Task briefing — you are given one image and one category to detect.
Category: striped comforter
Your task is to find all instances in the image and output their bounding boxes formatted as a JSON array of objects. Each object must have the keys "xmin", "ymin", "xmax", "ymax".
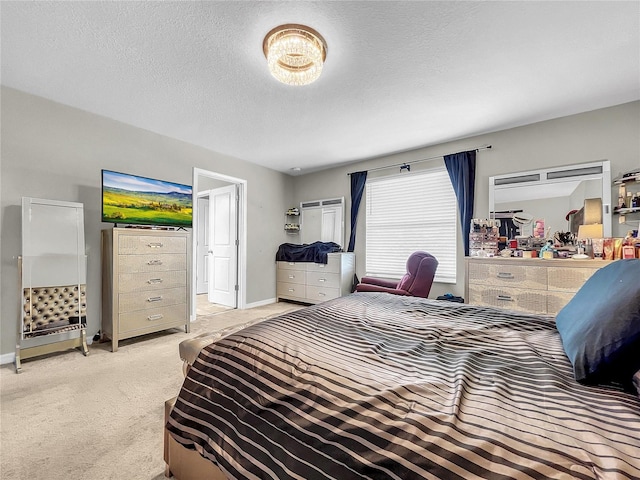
[{"xmin": 167, "ymin": 293, "xmax": 640, "ymax": 479}]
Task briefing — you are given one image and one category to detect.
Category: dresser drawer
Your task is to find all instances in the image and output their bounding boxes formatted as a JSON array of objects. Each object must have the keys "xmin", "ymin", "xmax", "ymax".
[
  {"xmin": 118, "ymin": 287, "xmax": 187, "ymax": 313},
  {"xmin": 276, "ymin": 268, "xmax": 306, "ymax": 285},
  {"xmin": 118, "ymin": 235, "xmax": 187, "ymax": 255},
  {"xmin": 468, "ymin": 262, "xmax": 547, "ymax": 290},
  {"xmin": 469, "ymin": 284, "xmax": 548, "ymax": 314},
  {"xmin": 119, "ymin": 304, "xmax": 187, "ymax": 334},
  {"xmin": 547, "ymin": 267, "xmax": 599, "ymax": 293},
  {"xmin": 118, "ymin": 270, "xmax": 187, "ymax": 293},
  {"xmin": 306, "ymin": 271, "xmax": 340, "ymax": 288},
  {"xmin": 278, "ymin": 261, "xmax": 304, "ymax": 271},
  {"xmin": 306, "ymin": 256, "xmax": 341, "ymax": 274},
  {"xmin": 306, "ymin": 285, "xmax": 340, "ymax": 302},
  {"xmin": 547, "ymin": 291, "xmax": 575, "ymax": 316},
  {"xmin": 118, "ymin": 254, "xmax": 187, "ymax": 273},
  {"xmin": 277, "ymin": 282, "xmax": 306, "ymax": 300}
]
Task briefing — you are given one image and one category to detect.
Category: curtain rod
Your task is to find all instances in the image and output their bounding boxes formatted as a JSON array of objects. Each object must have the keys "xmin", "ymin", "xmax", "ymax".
[{"xmin": 346, "ymin": 145, "xmax": 492, "ymax": 176}]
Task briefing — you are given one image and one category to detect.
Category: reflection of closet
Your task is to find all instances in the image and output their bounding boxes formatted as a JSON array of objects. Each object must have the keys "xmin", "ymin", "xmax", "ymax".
[
  {"xmin": 300, "ymin": 198, "xmax": 345, "ymax": 246},
  {"xmin": 17, "ymin": 197, "xmax": 89, "ymax": 373}
]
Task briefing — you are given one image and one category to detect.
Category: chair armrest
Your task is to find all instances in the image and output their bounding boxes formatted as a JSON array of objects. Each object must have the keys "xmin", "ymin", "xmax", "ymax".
[
  {"xmin": 359, "ymin": 276, "xmax": 399, "ymax": 289},
  {"xmin": 355, "ymin": 284, "xmax": 410, "ymax": 296}
]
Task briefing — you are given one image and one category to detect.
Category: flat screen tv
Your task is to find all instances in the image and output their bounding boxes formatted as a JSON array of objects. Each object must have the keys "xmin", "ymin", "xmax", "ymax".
[{"xmin": 101, "ymin": 169, "xmax": 192, "ymax": 227}]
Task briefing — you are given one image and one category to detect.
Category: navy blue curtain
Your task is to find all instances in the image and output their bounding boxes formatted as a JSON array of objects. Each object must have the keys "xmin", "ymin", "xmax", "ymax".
[
  {"xmin": 444, "ymin": 150, "xmax": 476, "ymax": 256},
  {"xmin": 347, "ymin": 171, "xmax": 367, "ymax": 252}
]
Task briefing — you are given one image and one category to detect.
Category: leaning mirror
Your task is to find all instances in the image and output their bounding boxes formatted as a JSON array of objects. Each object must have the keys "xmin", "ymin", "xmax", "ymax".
[{"xmin": 489, "ymin": 160, "xmax": 612, "ymax": 239}]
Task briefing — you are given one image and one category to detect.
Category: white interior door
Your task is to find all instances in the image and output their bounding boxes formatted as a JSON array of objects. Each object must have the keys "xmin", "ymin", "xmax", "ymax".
[
  {"xmin": 207, "ymin": 184, "xmax": 238, "ymax": 307},
  {"xmin": 196, "ymin": 195, "xmax": 210, "ymax": 294}
]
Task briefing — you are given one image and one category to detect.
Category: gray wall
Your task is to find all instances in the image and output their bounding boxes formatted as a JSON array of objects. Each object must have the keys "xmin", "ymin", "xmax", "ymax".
[
  {"xmin": 2, "ymin": 87, "xmax": 637, "ymax": 359},
  {"xmin": 0, "ymin": 87, "xmax": 293, "ymax": 358},
  {"xmin": 292, "ymin": 101, "xmax": 640, "ymax": 299}
]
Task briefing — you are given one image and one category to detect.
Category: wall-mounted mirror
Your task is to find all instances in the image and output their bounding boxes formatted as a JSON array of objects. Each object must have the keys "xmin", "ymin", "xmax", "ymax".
[
  {"xmin": 489, "ymin": 160, "xmax": 611, "ymax": 238},
  {"xmin": 300, "ymin": 197, "xmax": 345, "ymax": 247}
]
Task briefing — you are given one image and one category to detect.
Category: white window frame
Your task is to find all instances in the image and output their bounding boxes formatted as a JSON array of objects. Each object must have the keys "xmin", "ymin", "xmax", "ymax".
[{"xmin": 365, "ymin": 166, "xmax": 457, "ymax": 284}]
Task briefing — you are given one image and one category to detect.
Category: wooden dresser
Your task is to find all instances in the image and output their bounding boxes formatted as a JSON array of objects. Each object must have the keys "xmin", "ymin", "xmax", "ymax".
[
  {"xmin": 101, "ymin": 228, "xmax": 191, "ymax": 351},
  {"xmin": 465, "ymin": 257, "xmax": 610, "ymax": 315},
  {"xmin": 277, "ymin": 253, "xmax": 355, "ymax": 304}
]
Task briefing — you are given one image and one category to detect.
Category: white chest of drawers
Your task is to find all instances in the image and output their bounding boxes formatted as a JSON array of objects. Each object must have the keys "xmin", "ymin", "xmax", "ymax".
[
  {"xmin": 465, "ymin": 257, "xmax": 610, "ymax": 315},
  {"xmin": 101, "ymin": 228, "xmax": 191, "ymax": 351},
  {"xmin": 277, "ymin": 253, "xmax": 355, "ymax": 304}
]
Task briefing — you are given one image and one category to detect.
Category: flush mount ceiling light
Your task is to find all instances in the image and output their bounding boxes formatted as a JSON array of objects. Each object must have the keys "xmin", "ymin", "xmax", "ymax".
[{"xmin": 263, "ymin": 24, "xmax": 327, "ymax": 86}]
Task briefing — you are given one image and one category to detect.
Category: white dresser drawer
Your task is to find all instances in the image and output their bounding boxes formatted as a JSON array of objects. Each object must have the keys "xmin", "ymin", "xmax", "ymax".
[
  {"xmin": 547, "ymin": 291, "xmax": 576, "ymax": 316},
  {"xmin": 118, "ymin": 287, "xmax": 187, "ymax": 313},
  {"xmin": 118, "ymin": 235, "xmax": 187, "ymax": 255},
  {"xmin": 118, "ymin": 254, "xmax": 187, "ymax": 273},
  {"xmin": 277, "ymin": 282, "xmax": 307, "ymax": 300},
  {"xmin": 547, "ymin": 267, "xmax": 599, "ymax": 293},
  {"xmin": 278, "ymin": 261, "xmax": 304, "ymax": 271},
  {"xmin": 306, "ymin": 271, "xmax": 340, "ymax": 288},
  {"xmin": 118, "ymin": 270, "xmax": 187, "ymax": 293},
  {"xmin": 276, "ymin": 252, "xmax": 355, "ymax": 305},
  {"xmin": 276, "ymin": 268, "xmax": 306, "ymax": 285},
  {"xmin": 306, "ymin": 286, "xmax": 340, "ymax": 302},
  {"xmin": 469, "ymin": 284, "xmax": 548, "ymax": 314},
  {"xmin": 468, "ymin": 262, "xmax": 547, "ymax": 290},
  {"xmin": 465, "ymin": 257, "xmax": 611, "ymax": 315},
  {"xmin": 306, "ymin": 255, "xmax": 341, "ymax": 274},
  {"xmin": 119, "ymin": 304, "xmax": 187, "ymax": 334}
]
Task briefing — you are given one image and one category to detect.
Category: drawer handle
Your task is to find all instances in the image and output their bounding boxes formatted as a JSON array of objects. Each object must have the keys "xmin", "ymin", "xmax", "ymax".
[
  {"xmin": 147, "ymin": 314, "xmax": 164, "ymax": 321},
  {"xmin": 147, "ymin": 296, "xmax": 163, "ymax": 302},
  {"xmin": 148, "ymin": 242, "xmax": 164, "ymax": 248},
  {"xmin": 288, "ymin": 274, "xmax": 296, "ymax": 279},
  {"xmin": 496, "ymin": 295, "xmax": 514, "ymax": 301},
  {"xmin": 318, "ymin": 292, "xmax": 326, "ymax": 297},
  {"xmin": 318, "ymin": 278, "xmax": 326, "ymax": 282},
  {"xmin": 288, "ymin": 262, "xmax": 295, "ymax": 266},
  {"xmin": 147, "ymin": 259, "xmax": 163, "ymax": 266},
  {"xmin": 497, "ymin": 272, "xmax": 515, "ymax": 279},
  {"xmin": 147, "ymin": 278, "xmax": 163, "ymax": 284},
  {"xmin": 288, "ymin": 288, "xmax": 295, "ymax": 292}
]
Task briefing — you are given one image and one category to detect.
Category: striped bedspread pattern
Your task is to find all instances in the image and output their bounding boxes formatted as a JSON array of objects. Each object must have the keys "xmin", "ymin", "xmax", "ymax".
[{"xmin": 167, "ymin": 292, "xmax": 640, "ymax": 479}]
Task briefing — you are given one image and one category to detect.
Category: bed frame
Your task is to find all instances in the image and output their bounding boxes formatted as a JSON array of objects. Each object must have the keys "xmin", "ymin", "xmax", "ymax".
[{"xmin": 164, "ymin": 397, "xmax": 227, "ymax": 480}]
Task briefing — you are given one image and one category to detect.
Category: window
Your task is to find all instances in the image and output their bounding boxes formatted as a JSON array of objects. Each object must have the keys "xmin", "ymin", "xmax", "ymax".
[{"xmin": 365, "ymin": 167, "xmax": 457, "ymax": 283}]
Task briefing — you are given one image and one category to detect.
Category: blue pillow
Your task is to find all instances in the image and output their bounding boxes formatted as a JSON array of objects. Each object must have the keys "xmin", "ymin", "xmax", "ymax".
[{"xmin": 555, "ymin": 259, "xmax": 640, "ymax": 385}]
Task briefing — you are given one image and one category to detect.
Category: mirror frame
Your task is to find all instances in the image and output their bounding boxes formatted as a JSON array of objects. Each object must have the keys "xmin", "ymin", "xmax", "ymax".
[{"xmin": 489, "ymin": 160, "xmax": 612, "ymax": 237}]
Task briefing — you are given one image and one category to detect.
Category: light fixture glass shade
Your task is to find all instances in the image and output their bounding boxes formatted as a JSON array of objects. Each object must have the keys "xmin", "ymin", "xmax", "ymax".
[{"xmin": 263, "ymin": 24, "xmax": 327, "ymax": 86}]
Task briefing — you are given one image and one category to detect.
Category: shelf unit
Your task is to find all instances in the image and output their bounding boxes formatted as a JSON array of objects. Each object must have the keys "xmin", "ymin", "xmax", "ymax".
[
  {"xmin": 284, "ymin": 208, "xmax": 300, "ymax": 233},
  {"xmin": 613, "ymin": 169, "xmax": 640, "ymax": 221}
]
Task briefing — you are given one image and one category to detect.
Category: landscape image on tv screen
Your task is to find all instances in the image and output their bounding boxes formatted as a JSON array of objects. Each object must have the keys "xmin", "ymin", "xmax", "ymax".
[{"xmin": 102, "ymin": 170, "xmax": 192, "ymax": 227}]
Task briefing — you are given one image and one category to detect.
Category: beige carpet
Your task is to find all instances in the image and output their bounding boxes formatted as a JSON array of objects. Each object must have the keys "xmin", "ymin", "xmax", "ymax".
[{"xmin": 0, "ymin": 302, "xmax": 304, "ymax": 480}]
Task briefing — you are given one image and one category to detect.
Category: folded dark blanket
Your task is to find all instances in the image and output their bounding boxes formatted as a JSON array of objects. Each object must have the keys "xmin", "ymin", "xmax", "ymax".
[{"xmin": 276, "ymin": 241, "xmax": 342, "ymax": 264}]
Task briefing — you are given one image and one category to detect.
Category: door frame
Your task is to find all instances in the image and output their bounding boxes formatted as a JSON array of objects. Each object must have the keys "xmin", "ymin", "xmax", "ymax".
[{"xmin": 192, "ymin": 168, "xmax": 247, "ymax": 320}]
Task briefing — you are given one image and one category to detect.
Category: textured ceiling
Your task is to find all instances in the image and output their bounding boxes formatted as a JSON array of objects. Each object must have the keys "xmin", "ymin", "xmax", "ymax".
[{"xmin": 2, "ymin": 1, "xmax": 639, "ymax": 175}]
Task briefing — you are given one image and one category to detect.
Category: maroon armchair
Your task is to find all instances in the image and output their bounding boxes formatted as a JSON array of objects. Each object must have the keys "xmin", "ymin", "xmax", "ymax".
[{"xmin": 355, "ymin": 251, "xmax": 438, "ymax": 298}]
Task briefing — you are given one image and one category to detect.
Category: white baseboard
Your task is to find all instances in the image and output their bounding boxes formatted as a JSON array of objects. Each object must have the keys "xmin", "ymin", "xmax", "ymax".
[
  {"xmin": 0, "ymin": 352, "xmax": 16, "ymax": 365},
  {"xmin": 245, "ymin": 298, "xmax": 277, "ymax": 309}
]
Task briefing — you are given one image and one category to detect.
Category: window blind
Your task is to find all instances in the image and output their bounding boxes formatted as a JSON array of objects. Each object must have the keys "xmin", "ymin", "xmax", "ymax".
[{"xmin": 365, "ymin": 167, "xmax": 457, "ymax": 283}]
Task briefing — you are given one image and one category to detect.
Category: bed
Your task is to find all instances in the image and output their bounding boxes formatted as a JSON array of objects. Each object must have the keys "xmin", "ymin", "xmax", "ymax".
[{"xmin": 165, "ymin": 263, "xmax": 640, "ymax": 479}]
